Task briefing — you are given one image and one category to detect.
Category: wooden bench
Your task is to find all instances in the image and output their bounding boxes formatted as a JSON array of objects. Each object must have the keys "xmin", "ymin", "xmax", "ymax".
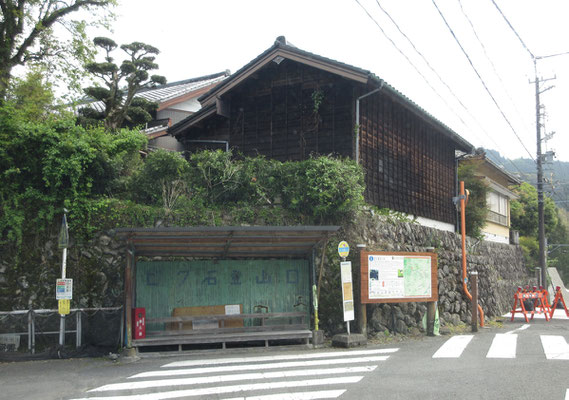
[{"xmin": 134, "ymin": 312, "xmax": 312, "ymax": 350}]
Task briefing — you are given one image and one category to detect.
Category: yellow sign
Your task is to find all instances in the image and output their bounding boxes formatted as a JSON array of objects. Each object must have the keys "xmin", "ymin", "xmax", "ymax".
[
  {"xmin": 58, "ymin": 299, "xmax": 70, "ymax": 315},
  {"xmin": 338, "ymin": 241, "xmax": 350, "ymax": 258}
]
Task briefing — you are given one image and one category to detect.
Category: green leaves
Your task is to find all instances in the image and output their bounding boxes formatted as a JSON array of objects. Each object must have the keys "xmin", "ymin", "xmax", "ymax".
[
  {"xmin": 458, "ymin": 162, "xmax": 488, "ymax": 239},
  {"xmin": 93, "ymin": 36, "xmax": 117, "ymax": 52},
  {"xmin": 127, "ymin": 149, "xmax": 365, "ymax": 225},
  {"xmin": 280, "ymin": 156, "xmax": 365, "ymax": 223},
  {"xmin": 81, "ymin": 37, "xmax": 165, "ymax": 131},
  {"xmin": 0, "ymin": 108, "xmax": 147, "ymax": 244}
]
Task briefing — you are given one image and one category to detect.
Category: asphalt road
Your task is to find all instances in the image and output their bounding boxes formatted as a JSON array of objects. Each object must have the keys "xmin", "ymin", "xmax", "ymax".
[{"xmin": 1, "ymin": 313, "xmax": 567, "ymax": 400}]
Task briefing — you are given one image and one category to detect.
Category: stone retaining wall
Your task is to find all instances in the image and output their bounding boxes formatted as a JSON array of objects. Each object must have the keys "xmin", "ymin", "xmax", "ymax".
[
  {"xmin": 338, "ymin": 211, "xmax": 532, "ymax": 336},
  {"xmin": 1, "ymin": 211, "xmax": 533, "ymax": 339}
]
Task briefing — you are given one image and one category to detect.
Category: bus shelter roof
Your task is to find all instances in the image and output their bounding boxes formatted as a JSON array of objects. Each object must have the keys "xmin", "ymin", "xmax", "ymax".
[{"xmin": 112, "ymin": 226, "xmax": 340, "ymax": 259}]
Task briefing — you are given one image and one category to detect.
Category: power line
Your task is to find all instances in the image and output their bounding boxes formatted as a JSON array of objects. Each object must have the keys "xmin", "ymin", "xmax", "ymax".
[
  {"xmin": 490, "ymin": 0, "xmax": 535, "ymax": 59},
  {"xmin": 353, "ymin": 0, "xmax": 469, "ymax": 129},
  {"xmin": 537, "ymin": 51, "xmax": 569, "ymax": 60},
  {"xmin": 373, "ymin": 0, "xmax": 526, "ymax": 176},
  {"xmin": 457, "ymin": 0, "xmax": 532, "ymax": 134},
  {"xmin": 373, "ymin": 0, "xmax": 469, "ymax": 110},
  {"xmin": 431, "ymin": 0, "xmax": 535, "ymax": 162}
]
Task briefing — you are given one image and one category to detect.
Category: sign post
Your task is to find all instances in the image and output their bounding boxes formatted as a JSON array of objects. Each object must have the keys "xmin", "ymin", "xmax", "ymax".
[
  {"xmin": 57, "ymin": 209, "xmax": 70, "ymax": 346},
  {"xmin": 338, "ymin": 241, "xmax": 354, "ymax": 335}
]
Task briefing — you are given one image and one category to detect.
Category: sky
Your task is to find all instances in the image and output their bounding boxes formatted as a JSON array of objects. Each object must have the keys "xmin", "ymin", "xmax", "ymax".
[{"xmin": 100, "ymin": 0, "xmax": 569, "ymax": 162}]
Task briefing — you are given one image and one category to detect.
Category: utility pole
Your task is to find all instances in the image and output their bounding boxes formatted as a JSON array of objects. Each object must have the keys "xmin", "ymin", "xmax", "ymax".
[{"xmin": 531, "ymin": 58, "xmax": 555, "ymax": 290}]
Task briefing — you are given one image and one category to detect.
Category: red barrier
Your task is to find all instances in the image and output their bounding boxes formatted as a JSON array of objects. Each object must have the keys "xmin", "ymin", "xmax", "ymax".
[
  {"xmin": 510, "ymin": 286, "xmax": 550, "ymax": 322},
  {"xmin": 549, "ymin": 286, "xmax": 569, "ymax": 319},
  {"xmin": 533, "ymin": 286, "xmax": 552, "ymax": 316}
]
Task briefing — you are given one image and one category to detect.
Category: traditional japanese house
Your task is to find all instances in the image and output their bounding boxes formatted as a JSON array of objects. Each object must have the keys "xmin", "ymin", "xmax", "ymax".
[
  {"xmin": 170, "ymin": 36, "xmax": 474, "ymax": 231},
  {"xmin": 459, "ymin": 154, "xmax": 521, "ymax": 243},
  {"xmin": 82, "ymin": 71, "xmax": 230, "ymax": 151}
]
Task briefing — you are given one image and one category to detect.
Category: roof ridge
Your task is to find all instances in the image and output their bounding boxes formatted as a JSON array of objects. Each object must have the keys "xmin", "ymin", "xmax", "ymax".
[{"xmin": 136, "ymin": 71, "xmax": 230, "ymax": 94}]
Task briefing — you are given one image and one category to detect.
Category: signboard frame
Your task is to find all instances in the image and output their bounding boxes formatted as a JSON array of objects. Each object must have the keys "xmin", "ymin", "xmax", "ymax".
[{"xmin": 360, "ymin": 251, "xmax": 438, "ymax": 303}]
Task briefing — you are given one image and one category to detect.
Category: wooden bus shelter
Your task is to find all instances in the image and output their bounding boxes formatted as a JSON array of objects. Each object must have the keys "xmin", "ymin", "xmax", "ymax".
[{"xmin": 113, "ymin": 226, "xmax": 339, "ymax": 351}]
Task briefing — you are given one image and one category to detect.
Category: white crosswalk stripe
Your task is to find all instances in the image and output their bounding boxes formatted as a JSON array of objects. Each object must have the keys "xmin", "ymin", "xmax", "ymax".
[
  {"xmin": 132, "ymin": 355, "xmax": 389, "ymax": 379},
  {"xmin": 486, "ymin": 334, "xmax": 517, "ymax": 359},
  {"xmin": 432, "ymin": 335, "xmax": 473, "ymax": 358},
  {"xmin": 540, "ymin": 335, "xmax": 569, "ymax": 360},
  {"xmin": 433, "ymin": 333, "xmax": 569, "ymax": 361},
  {"xmin": 70, "ymin": 347, "xmax": 398, "ymax": 400},
  {"xmin": 565, "ymin": 388, "xmax": 569, "ymax": 400},
  {"xmin": 162, "ymin": 348, "xmax": 398, "ymax": 368},
  {"xmin": 91, "ymin": 366, "xmax": 377, "ymax": 392}
]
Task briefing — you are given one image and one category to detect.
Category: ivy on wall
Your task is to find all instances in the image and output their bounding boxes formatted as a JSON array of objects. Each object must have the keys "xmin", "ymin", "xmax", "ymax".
[{"xmin": 0, "ymin": 105, "xmax": 366, "ymax": 310}]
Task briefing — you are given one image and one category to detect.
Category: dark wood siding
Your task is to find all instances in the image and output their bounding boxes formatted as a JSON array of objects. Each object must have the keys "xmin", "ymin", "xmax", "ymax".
[
  {"xmin": 359, "ymin": 91, "xmax": 456, "ymax": 224},
  {"xmin": 184, "ymin": 60, "xmax": 354, "ymax": 161},
  {"xmin": 179, "ymin": 59, "xmax": 459, "ymax": 225}
]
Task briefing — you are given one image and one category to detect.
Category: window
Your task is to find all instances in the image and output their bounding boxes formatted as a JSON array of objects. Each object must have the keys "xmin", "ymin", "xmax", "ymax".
[{"xmin": 487, "ymin": 191, "xmax": 508, "ymax": 226}]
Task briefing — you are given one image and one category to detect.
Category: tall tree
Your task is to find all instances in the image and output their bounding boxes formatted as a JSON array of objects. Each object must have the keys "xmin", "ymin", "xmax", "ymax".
[
  {"xmin": 7, "ymin": 67, "xmax": 55, "ymax": 120},
  {"xmin": 79, "ymin": 37, "xmax": 166, "ymax": 131},
  {"xmin": 510, "ymin": 182, "xmax": 558, "ymax": 238},
  {"xmin": 0, "ymin": 0, "xmax": 115, "ymax": 101}
]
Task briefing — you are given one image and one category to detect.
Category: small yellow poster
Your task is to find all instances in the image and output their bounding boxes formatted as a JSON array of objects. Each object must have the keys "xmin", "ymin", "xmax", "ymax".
[
  {"xmin": 343, "ymin": 282, "xmax": 353, "ymax": 301},
  {"xmin": 58, "ymin": 299, "xmax": 70, "ymax": 315}
]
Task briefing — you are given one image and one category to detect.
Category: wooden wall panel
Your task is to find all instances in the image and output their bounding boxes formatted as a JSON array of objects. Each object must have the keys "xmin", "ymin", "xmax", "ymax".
[
  {"xmin": 360, "ymin": 91, "xmax": 457, "ymax": 225},
  {"xmin": 189, "ymin": 60, "xmax": 354, "ymax": 162}
]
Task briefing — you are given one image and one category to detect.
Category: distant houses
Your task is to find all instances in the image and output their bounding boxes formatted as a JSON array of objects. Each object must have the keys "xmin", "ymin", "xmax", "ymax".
[
  {"xmin": 460, "ymin": 154, "xmax": 521, "ymax": 243},
  {"xmin": 82, "ymin": 71, "xmax": 230, "ymax": 151}
]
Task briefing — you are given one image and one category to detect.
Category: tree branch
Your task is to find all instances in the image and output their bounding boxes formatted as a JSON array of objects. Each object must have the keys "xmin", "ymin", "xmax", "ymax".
[{"xmin": 11, "ymin": 0, "xmax": 111, "ymax": 66}]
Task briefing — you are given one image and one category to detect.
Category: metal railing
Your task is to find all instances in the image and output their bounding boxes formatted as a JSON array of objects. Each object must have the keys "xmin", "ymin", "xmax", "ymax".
[
  {"xmin": 0, "ymin": 307, "xmax": 122, "ymax": 354},
  {"xmin": 487, "ymin": 210, "xmax": 508, "ymax": 226}
]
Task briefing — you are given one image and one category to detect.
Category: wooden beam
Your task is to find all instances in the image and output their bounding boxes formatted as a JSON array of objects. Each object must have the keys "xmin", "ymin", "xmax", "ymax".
[{"xmin": 216, "ymin": 97, "xmax": 231, "ymax": 118}]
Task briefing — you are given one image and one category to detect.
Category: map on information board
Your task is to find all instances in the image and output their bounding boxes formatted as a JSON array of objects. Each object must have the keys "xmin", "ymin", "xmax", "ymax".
[{"xmin": 368, "ymin": 255, "xmax": 432, "ymax": 300}]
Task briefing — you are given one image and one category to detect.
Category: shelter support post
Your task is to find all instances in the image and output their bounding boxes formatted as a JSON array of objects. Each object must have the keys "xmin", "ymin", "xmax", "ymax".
[{"xmin": 125, "ymin": 246, "xmax": 134, "ymax": 348}]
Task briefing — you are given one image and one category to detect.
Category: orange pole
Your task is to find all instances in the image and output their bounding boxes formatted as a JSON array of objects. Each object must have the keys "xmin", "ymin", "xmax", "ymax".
[{"xmin": 460, "ymin": 181, "xmax": 484, "ymax": 326}]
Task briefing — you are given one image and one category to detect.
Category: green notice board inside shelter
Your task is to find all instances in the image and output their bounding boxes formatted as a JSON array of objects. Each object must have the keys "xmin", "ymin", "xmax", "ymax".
[{"xmin": 136, "ymin": 259, "xmax": 310, "ymax": 330}]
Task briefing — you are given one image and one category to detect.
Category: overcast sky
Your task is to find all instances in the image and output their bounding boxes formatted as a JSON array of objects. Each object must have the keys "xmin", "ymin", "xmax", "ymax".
[{"xmin": 104, "ymin": 0, "xmax": 569, "ymax": 163}]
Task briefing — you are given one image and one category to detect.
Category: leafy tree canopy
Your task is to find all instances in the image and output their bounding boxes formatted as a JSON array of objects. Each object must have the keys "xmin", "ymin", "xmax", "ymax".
[
  {"xmin": 510, "ymin": 182, "xmax": 558, "ymax": 238},
  {"xmin": 78, "ymin": 37, "xmax": 166, "ymax": 131},
  {"xmin": 0, "ymin": 104, "xmax": 147, "ymax": 245},
  {"xmin": 0, "ymin": 0, "xmax": 116, "ymax": 101},
  {"xmin": 5, "ymin": 67, "xmax": 55, "ymax": 121},
  {"xmin": 458, "ymin": 161, "xmax": 488, "ymax": 239}
]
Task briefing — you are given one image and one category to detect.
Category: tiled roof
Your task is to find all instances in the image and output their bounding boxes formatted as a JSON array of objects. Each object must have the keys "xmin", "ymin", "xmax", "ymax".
[
  {"xmin": 84, "ymin": 71, "xmax": 230, "ymax": 113},
  {"xmin": 173, "ymin": 36, "xmax": 473, "ymax": 152}
]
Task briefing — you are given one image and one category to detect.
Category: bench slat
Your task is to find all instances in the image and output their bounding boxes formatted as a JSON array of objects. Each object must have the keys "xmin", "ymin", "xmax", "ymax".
[
  {"xmin": 148, "ymin": 312, "xmax": 307, "ymax": 324},
  {"xmin": 147, "ymin": 324, "xmax": 308, "ymax": 337}
]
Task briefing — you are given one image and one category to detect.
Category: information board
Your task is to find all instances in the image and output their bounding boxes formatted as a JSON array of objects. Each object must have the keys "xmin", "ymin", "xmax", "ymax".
[
  {"xmin": 360, "ymin": 251, "xmax": 438, "ymax": 303},
  {"xmin": 55, "ymin": 278, "xmax": 73, "ymax": 300},
  {"xmin": 340, "ymin": 261, "xmax": 354, "ymax": 321}
]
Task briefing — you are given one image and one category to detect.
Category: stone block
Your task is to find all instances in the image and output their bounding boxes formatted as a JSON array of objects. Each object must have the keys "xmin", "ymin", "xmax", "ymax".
[
  {"xmin": 312, "ymin": 330, "xmax": 324, "ymax": 347},
  {"xmin": 331, "ymin": 333, "xmax": 367, "ymax": 348}
]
